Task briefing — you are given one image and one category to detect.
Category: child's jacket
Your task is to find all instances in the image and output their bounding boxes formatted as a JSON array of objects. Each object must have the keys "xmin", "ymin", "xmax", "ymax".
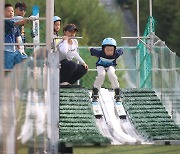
[{"xmin": 90, "ymin": 48, "xmax": 123, "ymax": 67}]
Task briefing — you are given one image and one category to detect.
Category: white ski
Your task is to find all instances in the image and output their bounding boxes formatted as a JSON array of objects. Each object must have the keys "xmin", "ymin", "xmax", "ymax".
[
  {"xmin": 92, "ymin": 99, "xmax": 103, "ymax": 118},
  {"xmin": 114, "ymin": 99, "xmax": 126, "ymax": 119}
]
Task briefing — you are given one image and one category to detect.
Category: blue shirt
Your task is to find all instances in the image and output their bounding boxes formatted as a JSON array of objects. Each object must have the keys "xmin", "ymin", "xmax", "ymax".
[
  {"xmin": 5, "ymin": 20, "xmax": 21, "ymax": 52},
  {"xmin": 90, "ymin": 48, "xmax": 123, "ymax": 67},
  {"xmin": 13, "ymin": 16, "xmax": 26, "ymax": 43}
]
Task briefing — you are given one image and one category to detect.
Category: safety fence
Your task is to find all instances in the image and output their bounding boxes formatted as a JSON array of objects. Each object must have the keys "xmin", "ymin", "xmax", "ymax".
[
  {"xmin": 151, "ymin": 38, "xmax": 180, "ymax": 125},
  {"xmin": 1, "ymin": 44, "xmax": 179, "ymax": 153},
  {"xmin": 135, "ymin": 16, "xmax": 180, "ymax": 124},
  {"xmin": 78, "ymin": 43, "xmax": 180, "ymax": 125},
  {"xmin": 0, "ymin": 48, "xmax": 60, "ymax": 153},
  {"xmin": 78, "ymin": 46, "xmax": 137, "ymax": 89},
  {"xmin": 0, "ymin": 0, "xmax": 58, "ymax": 153}
]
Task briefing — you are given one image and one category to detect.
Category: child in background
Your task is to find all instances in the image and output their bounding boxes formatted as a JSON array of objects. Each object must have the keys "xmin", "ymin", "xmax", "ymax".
[
  {"xmin": 13, "ymin": 2, "xmax": 28, "ymax": 57},
  {"xmin": 53, "ymin": 16, "xmax": 61, "ymax": 37},
  {"xmin": 13, "ymin": 2, "xmax": 37, "ymax": 56},
  {"xmin": 4, "ymin": 3, "xmax": 24, "ymax": 69},
  {"xmin": 14, "ymin": 2, "xmax": 27, "ymax": 43},
  {"xmin": 89, "ymin": 37, "xmax": 123, "ymax": 100},
  {"xmin": 53, "ymin": 16, "xmax": 61, "ymax": 50}
]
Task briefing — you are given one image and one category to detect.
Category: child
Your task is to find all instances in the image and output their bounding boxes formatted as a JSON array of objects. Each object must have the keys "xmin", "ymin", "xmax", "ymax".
[
  {"xmin": 13, "ymin": 2, "xmax": 28, "ymax": 57},
  {"xmin": 53, "ymin": 16, "xmax": 61, "ymax": 37},
  {"xmin": 13, "ymin": 2, "xmax": 37, "ymax": 56},
  {"xmin": 57, "ymin": 24, "xmax": 88, "ymax": 85},
  {"xmin": 4, "ymin": 3, "xmax": 24, "ymax": 69},
  {"xmin": 53, "ymin": 16, "xmax": 61, "ymax": 50},
  {"xmin": 89, "ymin": 37, "xmax": 123, "ymax": 100},
  {"xmin": 14, "ymin": 2, "xmax": 27, "ymax": 43}
]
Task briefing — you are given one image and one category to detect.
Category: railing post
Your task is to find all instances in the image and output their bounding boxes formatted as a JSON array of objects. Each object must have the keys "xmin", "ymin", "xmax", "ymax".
[
  {"xmin": 0, "ymin": 1, "xmax": 4, "ymax": 153},
  {"xmin": 0, "ymin": 0, "xmax": 4, "ymax": 88},
  {"xmin": 46, "ymin": 0, "xmax": 59, "ymax": 154},
  {"xmin": 136, "ymin": 0, "xmax": 140, "ymax": 88},
  {"xmin": 170, "ymin": 51, "xmax": 176, "ymax": 119}
]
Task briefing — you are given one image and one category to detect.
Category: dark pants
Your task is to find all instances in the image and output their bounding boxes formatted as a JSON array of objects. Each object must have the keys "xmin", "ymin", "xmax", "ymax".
[{"xmin": 60, "ymin": 59, "xmax": 87, "ymax": 84}]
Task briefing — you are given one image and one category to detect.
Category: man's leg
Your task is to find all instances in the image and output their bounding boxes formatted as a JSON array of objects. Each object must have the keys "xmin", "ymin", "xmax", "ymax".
[
  {"xmin": 68, "ymin": 64, "xmax": 87, "ymax": 84},
  {"xmin": 60, "ymin": 59, "xmax": 77, "ymax": 83}
]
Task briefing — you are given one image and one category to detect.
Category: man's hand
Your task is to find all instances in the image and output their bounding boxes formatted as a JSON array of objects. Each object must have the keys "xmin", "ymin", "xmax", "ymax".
[
  {"xmin": 29, "ymin": 15, "xmax": 37, "ymax": 21},
  {"xmin": 87, "ymin": 47, "xmax": 91, "ymax": 51},
  {"xmin": 82, "ymin": 63, "xmax": 88, "ymax": 70}
]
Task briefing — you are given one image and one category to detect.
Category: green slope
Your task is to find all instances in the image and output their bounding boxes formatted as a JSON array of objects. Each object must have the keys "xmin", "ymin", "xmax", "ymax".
[
  {"xmin": 123, "ymin": 89, "xmax": 180, "ymax": 140},
  {"xmin": 59, "ymin": 87, "xmax": 110, "ymax": 145}
]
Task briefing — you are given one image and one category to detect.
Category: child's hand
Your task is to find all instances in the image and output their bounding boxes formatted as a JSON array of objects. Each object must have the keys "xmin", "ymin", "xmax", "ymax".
[{"xmin": 19, "ymin": 46, "xmax": 27, "ymax": 56}]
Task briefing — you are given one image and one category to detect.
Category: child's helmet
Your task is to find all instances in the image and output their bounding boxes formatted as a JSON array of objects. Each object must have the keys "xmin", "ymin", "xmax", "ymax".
[
  {"xmin": 102, "ymin": 37, "xmax": 117, "ymax": 47},
  {"xmin": 53, "ymin": 16, "xmax": 61, "ymax": 22}
]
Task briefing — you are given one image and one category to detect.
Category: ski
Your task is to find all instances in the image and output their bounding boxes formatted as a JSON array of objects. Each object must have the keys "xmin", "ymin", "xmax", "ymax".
[
  {"xmin": 114, "ymin": 98, "xmax": 126, "ymax": 120},
  {"xmin": 91, "ymin": 96, "xmax": 103, "ymax": 119}
]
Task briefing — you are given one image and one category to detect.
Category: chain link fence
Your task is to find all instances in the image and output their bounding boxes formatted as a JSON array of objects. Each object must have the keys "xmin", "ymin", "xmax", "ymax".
[{"xmin": 79, "ymin": 46, "xmax": 138, "ymax": 89}]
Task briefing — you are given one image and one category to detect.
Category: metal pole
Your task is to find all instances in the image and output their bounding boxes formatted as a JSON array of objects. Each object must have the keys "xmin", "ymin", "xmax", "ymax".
[
  {"xmin": 46, "ymin": 0, "xmax": 59, "ymax": 154},
  {"xmin": 149, "ymin": 0, "xmax": 153, "ymax": 88},
  {"xmin": 149, "ymin": 0, "xmax": 152, "ymax": 16},
  {"xmin": 149, "ymin": 0, "xmax": 153, "ymax": 33},
  {"xmin": 136, "ymin": 0, "xmax": 140, "ymax": 88},
  {"xmin": 137, "ymin": 0, "xmax": 140, "ymax": 45},
  {"xmin": 46, "ymin": 0, "xmax": 54, "ymax": 52},
  {"xmin": 149, "ymin": 0, "xmax": 152, "ymax": 17},
  {"xmin": 0, "ymin": 0, "xmax": 4, "ymax": 88},
  {"xmin": 0, "ymin": 1, "xmax": 4, "ymax": 153}
]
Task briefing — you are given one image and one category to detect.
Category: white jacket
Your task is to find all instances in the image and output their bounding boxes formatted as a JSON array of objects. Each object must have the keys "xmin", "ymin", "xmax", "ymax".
[{"xmin": 57, "ymin": 39, "xmax": 85, "ymax": 64}]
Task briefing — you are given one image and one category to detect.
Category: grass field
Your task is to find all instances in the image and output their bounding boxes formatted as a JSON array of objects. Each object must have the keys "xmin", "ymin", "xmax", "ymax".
[{"xmin": 74, "ymin": 145, "xmax": 180, "ymax": 154}]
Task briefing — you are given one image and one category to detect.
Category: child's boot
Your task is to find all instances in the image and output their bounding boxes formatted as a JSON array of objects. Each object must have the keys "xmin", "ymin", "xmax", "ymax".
[
  {"xmin": 114, "ymin": 88, "xmax": 123, "ymax": 101},
  {"xmin": 91, "ymin": 87, "xmax": 99, "ymax": 100}
]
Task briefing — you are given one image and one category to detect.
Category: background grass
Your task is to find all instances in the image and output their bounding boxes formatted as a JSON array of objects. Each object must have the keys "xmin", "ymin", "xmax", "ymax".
[{"xmin": 74, "ymin": 145, "xmax": 180, "ymax": 154}]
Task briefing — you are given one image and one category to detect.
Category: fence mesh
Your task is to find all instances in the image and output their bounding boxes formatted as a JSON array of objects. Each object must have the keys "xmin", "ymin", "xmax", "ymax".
[
  {"xmin": 137, "ymin": 16, "xmax": 156, "ymax": 88},
  {"xmin": 79, "ymin": 46, "xmax": 137, "ymax": 89},
  {"xmin": 1, "ymin": 1, "xmax": 53, "ymax": 153}
]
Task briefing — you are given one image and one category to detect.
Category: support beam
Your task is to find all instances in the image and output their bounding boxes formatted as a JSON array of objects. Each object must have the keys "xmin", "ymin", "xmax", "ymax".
[
  {"xmin": 46, "ymin": 0, "xmax": 59, "ymax": 154},
  {"xmin": 46, "ymin": 0, "xmax": 54, "ymax": 51},
  {"xmin": 136, "ymin": 0, "xmax": 140, "ymax": 88},
  {"xmin": 0, "ymin": 0, "xmax": 4, "ymax": 87},
  {"xmin": 137, "ymin": 0, "xmax": 140, "ymax": 45},
  {"xmin": 149, "ymin": 0, "xmax": 153, "ymax": 33}
]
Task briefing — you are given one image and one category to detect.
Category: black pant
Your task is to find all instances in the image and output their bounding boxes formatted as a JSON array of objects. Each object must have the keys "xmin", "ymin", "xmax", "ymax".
[{"xmin": 60, "ymin": 59, "xmax": 87, "ymax": 84}]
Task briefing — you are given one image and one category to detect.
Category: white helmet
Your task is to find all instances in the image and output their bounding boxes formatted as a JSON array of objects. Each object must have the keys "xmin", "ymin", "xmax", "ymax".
[{"xmin": 53, "ymin": 16, "xmax": 61, "ymax": 22}]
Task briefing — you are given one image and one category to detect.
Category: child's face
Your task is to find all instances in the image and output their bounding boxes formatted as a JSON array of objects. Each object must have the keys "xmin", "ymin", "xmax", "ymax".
[
  {"xmin": 64, "ymin": 30, "xmax": 77, "ymax": 37},
  {"xmin": 5, "ymin": 6, "xmax": 14, "ymax": 18},
  {"xmin": 54, "ymin": 21, "xmax": 61, "ymax": 32},
  {"xmin": 15, "ymin": 7, "xmax": 26, "ymax": 17},
  {"xmin": 104, "ymin": 46, "xmax": 115, "ymax": 56}
]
